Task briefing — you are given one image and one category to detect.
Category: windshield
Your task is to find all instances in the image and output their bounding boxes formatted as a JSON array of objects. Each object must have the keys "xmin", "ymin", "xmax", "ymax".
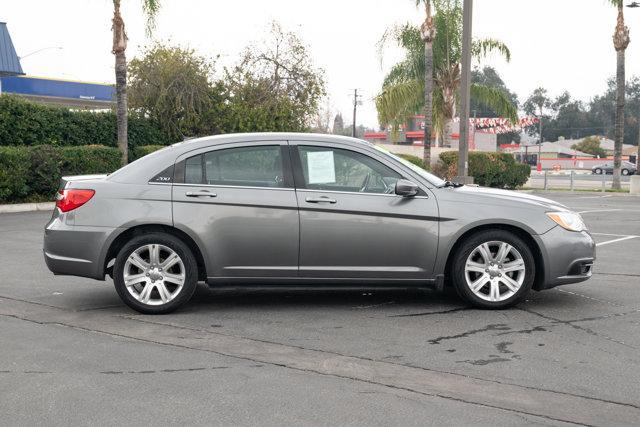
[{"xmin": 372, "ymin": 145, "xmax": 447, "ymax": 187}]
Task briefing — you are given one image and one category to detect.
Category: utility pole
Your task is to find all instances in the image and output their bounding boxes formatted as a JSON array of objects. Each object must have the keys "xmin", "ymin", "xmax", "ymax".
[
  {"xmin": 351, "ymin": 89, "xmax": 362, "ymax": 138},
  {"xmin": 455, "ymin": 0, "xmax": 474, "ymax": 184}
]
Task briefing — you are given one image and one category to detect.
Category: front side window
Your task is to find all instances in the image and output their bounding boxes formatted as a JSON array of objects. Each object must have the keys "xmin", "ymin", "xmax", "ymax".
[
  {"xmin": 297, "ymin": 146, "xmax": 401, "ymax": 194},
  {"xmin": 184, "ymin": 145, "xmax": 284, "ymax": 188}
]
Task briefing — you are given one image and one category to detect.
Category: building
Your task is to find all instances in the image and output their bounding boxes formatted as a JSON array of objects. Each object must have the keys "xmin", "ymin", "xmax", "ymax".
[
  {"xmin": 0, "ymin": 75, "xmax": 115, "ymax": 109},
  {"xmin": 554, "ymin": 136, "xmax": 634, "ymax": 156},
  {"xmin": 0, "ymin": 22, "xmax": 115, "ymax": 110}
]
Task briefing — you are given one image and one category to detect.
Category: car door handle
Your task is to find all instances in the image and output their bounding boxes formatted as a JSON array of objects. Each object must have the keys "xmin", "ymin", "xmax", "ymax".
[
  {"xmin": 186, "ymin": 191, "xmax": 217, "ymax": 198},
  {"xmin": 305, "ymin": 196, "xmax": 337, "ymax": 204}
]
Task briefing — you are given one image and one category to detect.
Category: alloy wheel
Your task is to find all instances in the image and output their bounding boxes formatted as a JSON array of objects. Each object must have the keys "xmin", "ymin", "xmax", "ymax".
[
  {"xmin": 464, "ymin": 241, "xmax": 526, "ymax": 302},
  {"xmin": 123, "ymin": 244, "xmax": 185, "ymax": 306}
]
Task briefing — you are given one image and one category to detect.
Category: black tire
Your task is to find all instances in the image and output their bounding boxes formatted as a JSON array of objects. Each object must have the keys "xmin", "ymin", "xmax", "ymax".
[
  {"xmin": 451, "ymin": 229, "xmax": 535, "ymax": 309},
  {"xmin": 622, "ymin": 169, "xmax": 629, "ymax": 176},
  {"xmin": 113, "ymin": 233, "xmax": 198, "ymax": 314},
  {"xmin": 594, "ymin": 168, "xmax": 602, "ymax": 175}
]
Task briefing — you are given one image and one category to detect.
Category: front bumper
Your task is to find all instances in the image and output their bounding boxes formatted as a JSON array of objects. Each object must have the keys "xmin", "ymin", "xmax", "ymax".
[
  {"xmin": 43, "ymin": 210, "xmax": 116, "ymax": 280},
  {"xmin": 535, "ymin": 226, "xmax": 596, "ymax": 290}
]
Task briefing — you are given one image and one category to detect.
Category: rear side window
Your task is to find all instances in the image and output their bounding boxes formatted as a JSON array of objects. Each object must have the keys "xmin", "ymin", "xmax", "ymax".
[{"xmin": 184, "ymin": 146, "xmax": 284, "ymax": 188}]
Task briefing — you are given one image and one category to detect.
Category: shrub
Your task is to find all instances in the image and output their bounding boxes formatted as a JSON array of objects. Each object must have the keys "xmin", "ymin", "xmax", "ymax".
[
  {"xmin": 438, "ymin": 151, "xmax": 530, "ymax": 189},
  {"xmin": 131, "ymin": 145, "xmax": 166, "ymax": 161},
  {"xmin": 397, "ymin": 153, "xmax": 428, "ymax": 170},
  {"xmin": 58, "ymin": 145, "xmax": 121, "ymax": 176},
  {"xmin": 0, "ymin": 147, "xmax": 31, "ymax": 201},
  {"xmin": 0, "ymin": 95, "xmax": 173, "ymax": 148},
  {"xmin": 0, "ymin": 145, "xmax": 122, "ymax": 203}
]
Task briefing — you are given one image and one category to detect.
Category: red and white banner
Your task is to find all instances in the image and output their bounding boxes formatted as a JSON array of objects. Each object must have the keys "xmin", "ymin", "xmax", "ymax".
[{"xmin": 453, "ymin": 116, "xmax": 540, "ymax": 134}]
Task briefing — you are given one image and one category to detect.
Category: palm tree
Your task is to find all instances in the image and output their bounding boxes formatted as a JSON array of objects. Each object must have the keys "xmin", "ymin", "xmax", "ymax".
[
  {"xmin": 418, "ymin": 0, "xmax": 435, "ymax": 166},
  {"xmin": 376, "ymin": 0, "xmax": 516, "ymax": 151},
  {"xmin": 112, "ymin": 0, "xmax": 161, "ymax": 166},
  {"xmin": 610, "ymin": 0, "xmax": 630, "ymax": 189}
]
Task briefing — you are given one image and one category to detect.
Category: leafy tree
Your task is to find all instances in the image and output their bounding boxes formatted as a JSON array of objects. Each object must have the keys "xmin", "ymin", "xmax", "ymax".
[
  {"xmin": 332, "ymin": 113, "xmax": 345, "ymax": 134},
  {"xmin": 375, "ymin": 0, "xmax": 517, "ymax": 150},
  {"xmin": 111, "ymin": 0, "xmax": 161, "ymax": 165},
  {"xmin": 471, "ymin": 67, "xmax": 520, "ymax": 145},
  {"xmin": 223, "ymin": 22, "xmax": 326, "ymax": 133},
  {"xmin": 128, "ymin": 44, "xmax": 221, "ymax": 141},
  {"xmin": 571, "ymin": 136, "xmax": 607, "ymax": 158}
]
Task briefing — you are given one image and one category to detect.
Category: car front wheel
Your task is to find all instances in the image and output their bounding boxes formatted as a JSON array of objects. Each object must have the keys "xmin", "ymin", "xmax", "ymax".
[
  {"xmin": 113, "ymin": 233, "xmax": 198, "ymax": 314},
  {"xmin": 594, "ymin": 168, "xmax": 602, "ymax": 175},
  {"xmin": 451, "ymin": 230, "xmax": 535, "ymax": 309},
  {"xmin": 622, "ymin": 169, "xmax": 629, "ymax": 176}
]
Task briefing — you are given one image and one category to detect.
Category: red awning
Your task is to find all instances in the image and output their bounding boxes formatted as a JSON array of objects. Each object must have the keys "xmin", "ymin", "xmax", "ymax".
[{"xmin": 363, "ymin": 132, "xmax": 387, "ymax": 139}]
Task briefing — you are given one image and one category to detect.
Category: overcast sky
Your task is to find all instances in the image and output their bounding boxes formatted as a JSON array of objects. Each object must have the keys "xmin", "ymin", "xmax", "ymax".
[{"xmin": 2, "ymin": 0, "xmax": 640, "ymax": 128}]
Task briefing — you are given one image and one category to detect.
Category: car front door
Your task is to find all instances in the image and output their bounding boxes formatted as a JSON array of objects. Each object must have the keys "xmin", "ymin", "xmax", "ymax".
[
  {"xmin": 290, "ymin": 141, "xmax": 439, "ymax": 280},
  {"xmin": 172, "ymin": 141, "xmax": 299, "ymax": 278}
]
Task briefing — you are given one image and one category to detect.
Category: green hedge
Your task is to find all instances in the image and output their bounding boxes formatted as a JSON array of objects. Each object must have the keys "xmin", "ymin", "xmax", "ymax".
[
  {"xmin": 0, "ymin": 145, "xmax": 163, "ymax": 203},
  {"xmin": 397, "ymin": 153, "xmax": 428, "ymax": 170},
  {"xmin": 438, "ymin": 151, "xmax": 530, "ymax": 189},
  {"xmin": 130, "ymin": 144, "xmax": 166, "ymax": 160},
  {"xmin": 0, "ymin": 95, "xmax": 173, "ymax": 147}
]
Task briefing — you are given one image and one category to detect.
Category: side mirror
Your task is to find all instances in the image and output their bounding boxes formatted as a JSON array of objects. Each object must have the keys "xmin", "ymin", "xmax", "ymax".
[{"xmin": 395, "ymin": 179, "xmax": 419, "ymax": 197}]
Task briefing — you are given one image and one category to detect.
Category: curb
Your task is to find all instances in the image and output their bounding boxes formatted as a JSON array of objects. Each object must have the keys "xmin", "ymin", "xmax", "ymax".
[{"xmin": 0, "ymin": 202, "xmax": 55, "ymax": 214}]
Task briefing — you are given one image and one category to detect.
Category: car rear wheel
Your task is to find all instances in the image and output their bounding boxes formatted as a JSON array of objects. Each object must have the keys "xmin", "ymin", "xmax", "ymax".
[
  {"xmin": 451, "ymin": 230, "xmax": 535, "ymax": 309},
  {"xmin": 622, "ymin": 169, "xmax": 629, "ymax": 176},
  {"xmin": 113, "ymin": 233, "xmax": 198, "ymax": 314},
  {"xmin": 594, "ymin": 168, "xmax": 602, "ymax": 175}
]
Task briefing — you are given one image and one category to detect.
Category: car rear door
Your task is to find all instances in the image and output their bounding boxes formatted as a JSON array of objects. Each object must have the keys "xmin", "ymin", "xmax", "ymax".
[
  {"xmin": 290, "ymin": 140, "xmax": 439, "ymax": 280},
  {"xmin": 172, "ymin": 141, "xmax": 299, "ymax": 278}
]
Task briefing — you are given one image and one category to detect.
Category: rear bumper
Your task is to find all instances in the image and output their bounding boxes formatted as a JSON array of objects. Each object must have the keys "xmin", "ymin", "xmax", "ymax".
[
  {"xmin": 535, "ymin": 226, "xmax": 596, "ymax": 290},
  {"xmin": 43, "ymin": 210, "xmax": 116, "ymax": 280}
]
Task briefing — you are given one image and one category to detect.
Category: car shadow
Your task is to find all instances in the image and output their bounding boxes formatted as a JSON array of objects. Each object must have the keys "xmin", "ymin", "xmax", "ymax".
[{"xmin": 180, "ymin": 283, "xmax": 467, "ymax": 313}]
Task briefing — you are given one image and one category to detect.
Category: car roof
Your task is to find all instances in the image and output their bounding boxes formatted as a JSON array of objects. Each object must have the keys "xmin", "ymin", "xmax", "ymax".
[{"xmin": 108, "ymin": 133, "xmax": 375, "ymax": 184}]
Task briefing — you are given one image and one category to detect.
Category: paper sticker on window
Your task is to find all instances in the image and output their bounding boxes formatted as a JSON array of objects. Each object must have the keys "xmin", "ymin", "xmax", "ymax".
[{"xmin": 307, "ymin": 151, "xmax": 336, "ymax": 184}]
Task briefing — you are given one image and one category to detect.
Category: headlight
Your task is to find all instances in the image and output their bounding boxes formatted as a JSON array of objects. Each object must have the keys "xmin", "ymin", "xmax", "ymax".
[{"xmin": 546, "ymin": 211, "xmax": 587, "ymax": 232}]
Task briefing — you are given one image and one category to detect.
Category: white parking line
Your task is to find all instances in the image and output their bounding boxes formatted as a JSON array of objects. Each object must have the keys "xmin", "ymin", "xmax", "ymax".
[
  {"xmin": 596, "ymin": 236, "xmax": 639, "ymax": 247},
  {"xmin": 591, "ymin": 232, "xmax": 640, "ymax": 237},
  {"xmin": 577, "ymin": 209, "xmax": 622, "ymax": 214},
  {"xmin": 575, "ymin": 195, "xmax": 613, "ymax": 199}
]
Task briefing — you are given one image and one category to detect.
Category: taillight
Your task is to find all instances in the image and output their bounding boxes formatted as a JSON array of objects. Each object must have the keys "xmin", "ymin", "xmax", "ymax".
[{"xmin": 56, "ymin": 189, "xmax": 95, "ymax": 212}]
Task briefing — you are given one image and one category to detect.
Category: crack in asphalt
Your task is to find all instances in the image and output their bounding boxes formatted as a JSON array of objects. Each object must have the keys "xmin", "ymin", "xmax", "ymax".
[
  {"xmin": 428, "ymin": 324, "xmax": 511, "ymax": 344},
  {"xmin": 387, "ymin": 306, "xmax": 470, "ymax": 318},
  {"xmin": 100, "ymin": 366, "xmax": 230, "ymax": 375},
  {"xmin": 496, "ymin": 325, "xmax": 549, "ymax": 336},
  {"xmin": 518, "ymin": 308, "xmax": 636, "ymax": 350}
]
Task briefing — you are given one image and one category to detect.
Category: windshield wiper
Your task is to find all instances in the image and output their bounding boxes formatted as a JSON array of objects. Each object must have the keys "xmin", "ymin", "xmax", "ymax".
[{"xmin": 439, "ymin": 180, "xmax": 464, "ymax": 188}]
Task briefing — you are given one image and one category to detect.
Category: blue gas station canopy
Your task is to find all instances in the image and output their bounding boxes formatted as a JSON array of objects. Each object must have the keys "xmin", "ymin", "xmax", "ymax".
[{"xmin": 0, "ymin": 22, "xmax": 24, "ymax": 76}]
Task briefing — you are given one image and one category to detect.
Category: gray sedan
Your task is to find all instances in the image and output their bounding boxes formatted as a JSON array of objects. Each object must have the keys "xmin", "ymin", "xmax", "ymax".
[
  {"xmin": 592, "ymin": 161, "xmax": 637, "ymax": 175},
  {"xmin": 44, "ymin": 133, "xmax": 595, "ymax": 313}
]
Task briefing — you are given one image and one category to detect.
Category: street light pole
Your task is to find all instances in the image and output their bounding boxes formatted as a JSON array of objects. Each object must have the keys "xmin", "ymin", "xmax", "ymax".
[
  {"xmin": 19, "ymin": 46, "xmax": 63, "ymax": 60},
  {"xmin": 456, "ymin": 0, "xmax": 474, "ymax": 184}
]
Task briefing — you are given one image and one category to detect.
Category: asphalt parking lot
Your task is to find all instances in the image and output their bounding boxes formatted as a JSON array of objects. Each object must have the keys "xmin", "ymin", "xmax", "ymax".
[{"xmin": 1, "ymin": 192, "xmax": 639, "ymax": 426}]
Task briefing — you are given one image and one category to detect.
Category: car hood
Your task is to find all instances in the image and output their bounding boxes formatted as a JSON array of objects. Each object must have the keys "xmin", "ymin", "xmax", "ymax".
[{"xmin": 449, "ymin": 186, "xmax": 571, "ymax": 211}]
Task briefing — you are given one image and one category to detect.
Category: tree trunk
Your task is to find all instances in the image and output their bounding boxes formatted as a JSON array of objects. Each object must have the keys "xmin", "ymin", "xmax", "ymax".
[
  {"xmin": 115, "ymin": 51, "xmax": 128, "ymax": 166},
  {"xmin": 112, "ymin": 0, "xmax": 128, "ymax": 166},
  {"xmin": 612, "ymin": 3, "xmax": 629, "ymax": 190},
  {"xmin": 443, "ymin": 119, "xmax": 454, "ymax": 149},
  {"xmin": 423, "ymin": 40, "xmax": 433, "ymax": 168},
  {"xmin": 420, "ymin": 1, "xmax": 435, "ymax": 169},
  {"xmin": 612, "ymin": 49, "xmax": 625, "ymax": 190}
]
